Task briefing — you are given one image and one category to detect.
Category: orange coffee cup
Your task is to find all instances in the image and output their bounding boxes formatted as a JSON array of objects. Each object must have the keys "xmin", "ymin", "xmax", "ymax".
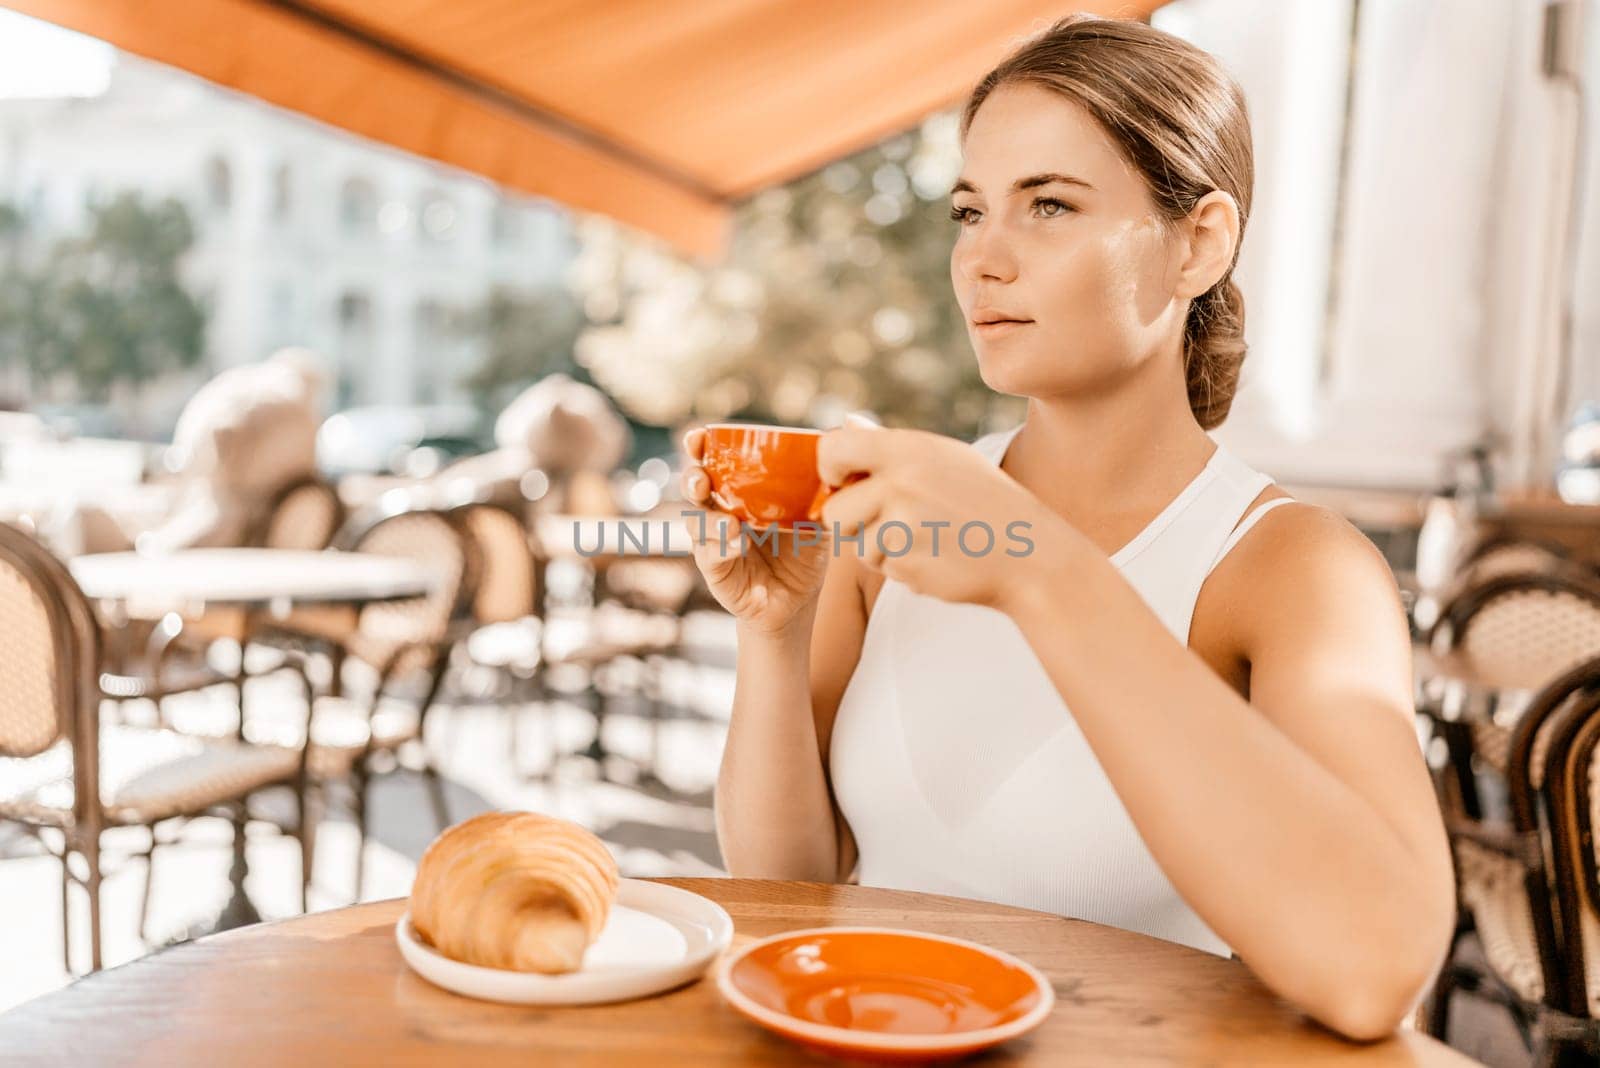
[{"xmin": 700, "ymin": 423, "xmax": 850, "ymax": 529}]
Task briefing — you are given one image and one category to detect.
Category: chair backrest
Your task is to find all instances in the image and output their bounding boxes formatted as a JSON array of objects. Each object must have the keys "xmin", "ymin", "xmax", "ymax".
[
  {"xmin": 1461, "ymin": 537, "xmax": 1570, "ymax": 581},
  {"xmin": 0, "ymin": 526, "xmax": 76, "ymax": 758},
  {"xmin": 335, "ymin": 501, "xmax": 476, "ymax": 644},
  {"xmin": 254, "ymin": 477, "xmax": 345, "ymax": 551},
  {"xmin": 1453, "ymin": 656, "xmax": 1600, "ymax": 1018},
  {"xmin": 1432, "ymin": 574, "xmax": 1600, "ymax": 692},
  {"xmin": 0, "ymin": 523, "xmax": 104, "ymax": 829},
  {"xmin": 1446, "ymin": 535, "xmax": 1600, "ymax": 598},
  {"xmin": 1541, "ymin": 665, "xmax": 1600, "ymax": 1018},
  {"xmin": 451, "ymin": 502, "xmax": 538, "ymax": 626}
]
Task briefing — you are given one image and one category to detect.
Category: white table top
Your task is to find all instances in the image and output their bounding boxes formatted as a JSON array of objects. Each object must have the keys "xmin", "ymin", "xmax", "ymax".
[{"xmin": 70, "ymin": 548, "xmax": 439, "ymax": 614}]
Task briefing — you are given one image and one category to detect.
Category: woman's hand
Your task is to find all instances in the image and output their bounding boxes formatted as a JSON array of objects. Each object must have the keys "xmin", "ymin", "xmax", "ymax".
[
  {"xmin": 680, "ymin": 427, "xmax": 832, "ymax": 635},
  {"xmin": 815, "ymin": 424, "xmax": 1071, "ymax": 611}
]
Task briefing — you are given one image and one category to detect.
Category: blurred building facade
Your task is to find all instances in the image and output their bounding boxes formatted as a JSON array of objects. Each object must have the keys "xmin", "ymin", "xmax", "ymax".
[{"xmin": 0, "ymin": 53, "xmax": 576, "ymax": 417}]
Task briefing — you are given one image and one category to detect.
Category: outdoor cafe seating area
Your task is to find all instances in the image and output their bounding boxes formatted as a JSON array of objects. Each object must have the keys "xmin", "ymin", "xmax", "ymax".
[
  {"xmin": 0, "ymin": 461, "xmax": 731, "ymax": 960},
  {"xmin": 0, "ymin": 420, "xmax": 1598, "ymax": 1063},
  {"xmin": 2, "ymin": 0, "xmax": 1600, "ymax": 1065}
]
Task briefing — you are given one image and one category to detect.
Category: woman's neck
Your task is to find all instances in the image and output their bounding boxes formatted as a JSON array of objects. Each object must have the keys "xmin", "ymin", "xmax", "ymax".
[{"xmin": 1003, "ymin": 366, "xmax": 1216, "ymax": 529}]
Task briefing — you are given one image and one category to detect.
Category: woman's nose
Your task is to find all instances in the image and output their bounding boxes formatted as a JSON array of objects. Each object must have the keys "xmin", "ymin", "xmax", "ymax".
[{"xmin": 955, "ymin": 223, "xmax": 1019, "ymax": 285}]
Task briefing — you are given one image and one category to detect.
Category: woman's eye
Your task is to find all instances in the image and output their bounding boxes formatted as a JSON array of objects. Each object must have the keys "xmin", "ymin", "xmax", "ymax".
[
  {"xmin": 949, "ymin": 205, "xmax": 980, "ymax": 225},
  {"xmin": 1033, "ymin": 197, "xmax": 1072, "ymax": 218}
]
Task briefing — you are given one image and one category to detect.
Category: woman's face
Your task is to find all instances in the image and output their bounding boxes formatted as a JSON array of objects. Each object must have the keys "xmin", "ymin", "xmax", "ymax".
[{"xmin": 950, "ymin": 82, "xmax": 1187, "ymax": 400}]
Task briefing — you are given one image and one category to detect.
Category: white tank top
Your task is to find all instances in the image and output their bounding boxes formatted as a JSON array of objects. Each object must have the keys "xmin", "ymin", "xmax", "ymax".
[{"xmin": 829, "ymin": 424, "xmax": 1294, "ymax": 956}]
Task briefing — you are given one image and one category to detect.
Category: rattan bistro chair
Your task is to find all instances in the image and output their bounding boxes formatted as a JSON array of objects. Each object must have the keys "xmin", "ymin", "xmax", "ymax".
[
  {"xmin": 1424, "ymin": 574, "xmax": 1600, "ymax": 814},
  {"xmin": 1426, "ymin": 659, "xmax": 1600, "ymax": 1043},
  {"xmin": 0, "ymin": 524, "xmax": 313, "ymax": 973},
  {"xmin": 133, "ymin": 475, "xmax": 347, "ymax": 724},
  {"xmin": 153, "ymin": 476, "xmax": 348, "ymax": 667},
  {"xmin": 1459, "ymin": 536, "xmax": 1577, "ymax": 583},
  {"xmin": 1541, "ymin": 676, "xmax": 1600, "ymax": 1061},
  {"xmin": 452, "ymin": 500, "xmax": 679, "ymax": 779},
  {"xmin": 249, "ymin": 476, "xmax": 346, "ymax": 552},
  {"xmin": 244, "ymin": 499, "xmax": 477, "ymax": 899}
]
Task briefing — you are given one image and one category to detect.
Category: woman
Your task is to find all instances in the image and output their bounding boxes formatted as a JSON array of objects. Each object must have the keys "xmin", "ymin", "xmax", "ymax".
[{"xmin": 680, "ymin": 15, "xmax": 1453, "ymax": 1041}]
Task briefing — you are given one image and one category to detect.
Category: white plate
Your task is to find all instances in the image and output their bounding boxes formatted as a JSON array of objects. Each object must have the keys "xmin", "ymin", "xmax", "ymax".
[{"xmin": 395, "ymin": 878, "xmax": 734, "ymax": 1005}]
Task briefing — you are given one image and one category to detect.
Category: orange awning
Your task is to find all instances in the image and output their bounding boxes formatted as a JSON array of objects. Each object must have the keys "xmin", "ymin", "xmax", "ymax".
[{"xmin": 3, "ymin": 0, "xmax": 1164, "ymax": 258}]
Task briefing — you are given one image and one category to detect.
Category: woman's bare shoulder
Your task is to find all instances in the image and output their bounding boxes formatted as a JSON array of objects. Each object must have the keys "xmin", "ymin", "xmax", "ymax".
[{"xmin": 1203, "ymin": 488, "xmax": 1406, "ymax": 657}]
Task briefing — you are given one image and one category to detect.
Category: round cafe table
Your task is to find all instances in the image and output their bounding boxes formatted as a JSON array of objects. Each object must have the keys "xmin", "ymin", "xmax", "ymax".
[
  {"xmin": 0, "ymin": 879, "xmax": 1470, "ymax": 1066},
  {"xmin": 67, "ymin": 547, "xmax": 442, "ymax": 933},
  {"xmin": 69, "ymin": 547, "xmax": 439, "ymax": 619}
]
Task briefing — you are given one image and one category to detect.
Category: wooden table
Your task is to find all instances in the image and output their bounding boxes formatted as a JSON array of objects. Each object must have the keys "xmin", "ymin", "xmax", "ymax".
[
  {"xmin": 1481, "ymin": 491, "xmax": 1600, "ymax": 558},
  {"xmin": 0, "ymin": 879, "xmax": 1471, "ymax": 1066}
]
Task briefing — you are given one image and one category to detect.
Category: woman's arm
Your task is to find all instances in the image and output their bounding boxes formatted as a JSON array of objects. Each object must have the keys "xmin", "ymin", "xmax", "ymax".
[
  {"xmin": 714, "ymin": 546, "xmax": 866, "ymax": 882},
  {"xmin": 812, "ymin": 423, "xmax": 1453, "ymax": 1038},
  {"xmin": 1004, "ymin": 503, "xmax": 1455, "ymax": 1041}
]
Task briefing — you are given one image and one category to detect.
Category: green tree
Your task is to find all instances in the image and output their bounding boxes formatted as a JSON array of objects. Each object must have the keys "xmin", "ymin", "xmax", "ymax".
[
  {"xmin": 458, "ymin": 286, "xmax": 587, "ymax": 410},
  {"xmin": 568, "ymin": 112, "xmax": 1023, "ymax": 441},
  {"xmin": 0, "ymin": 193, "xmax": 206, "ymax": 402}
]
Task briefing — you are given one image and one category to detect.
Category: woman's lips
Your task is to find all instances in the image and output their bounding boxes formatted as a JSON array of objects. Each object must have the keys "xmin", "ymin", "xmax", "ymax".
[{"xmin": 974, "ymin": 318, "xmax": 1034, "ymax": 336}]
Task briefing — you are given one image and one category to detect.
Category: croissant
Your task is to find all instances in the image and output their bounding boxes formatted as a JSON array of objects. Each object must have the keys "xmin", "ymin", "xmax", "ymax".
[{"xmin": 410, "ymin": 811, "xmax": 621, "ymax": 974}]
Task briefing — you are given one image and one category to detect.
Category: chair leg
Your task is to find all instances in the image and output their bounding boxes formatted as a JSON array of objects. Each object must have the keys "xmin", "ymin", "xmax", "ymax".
[
  {"xmin": 138, "ymin": 833, "xmax": 157, "ymax": 944},
  {"xmin": 351, "ymin": 766, "xmax": 369, "ymax": 904},
  {"xmin": 1422, "ymin": 965, "xmax": 1455, "ymax": 1039},
  {"xmin": 85, "ymin": 838, "xmax": 103, "ymax": 972},
  {"xmin": 645, "ymin": 655, "xmax": 666, "ymax": 786},
  {"xmin": 533, "ymin": 675, "xmax": 556, "ymax": 779},
  {"xmin": 422, "ymin": 761, "xmax": 451, "ymax": 833},
  {"xmin": 1531, "ymin": 1030, "xmax": 1561, "ymax": 1068},
  {"xmin": 328, "ymin": 648, "xmax": 346, "ymax": 698},
  {"xmin": 59, "ymin": 852, "xmax": 73, "ymax": 976},
  {"xmin": 415, "ymin": 650, "xmax": 453, "ymax": 831},
  {"xmin": 1440, "ymin": 721, "xmax": 1482, "ymax": 820},
  {"xmin": 415, "ymin": 649, "xmax": 452, "ymax": 732},
  {"xmin": 506, "ymin": 677, "xmax": 524, "ymax": 775},
  {"xmin": 299, "ymin": 783, "xmax": 318, "ymax": 915}
]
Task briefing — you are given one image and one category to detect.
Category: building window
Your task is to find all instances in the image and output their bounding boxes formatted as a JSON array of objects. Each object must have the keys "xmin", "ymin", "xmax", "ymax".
[
  {"xmin": 269, "ymin": 282, "xmax": 295, "ymax": 347},
  {"xmin": 414, "ymin": 298, "xmax": 450, "ymax": 403},
  {"xmin": 338, "ymin": 292, "xmax": 371, "ymax": 330},
  {"xmin": 336, "ymin": 290, "xmax": 374, "ymax": 406},
  {"xmin": 377, "ymin": 199, "xmax": 411, "ymax": 236},
  {"xmin": 205, "ymin": 155, "xmax": 232, "ymax": 214},
  {"xmin": 418, "ymin": 191, "xmax": 458, "ymax": 243},
  {"xmin": 339, "ymin": 176, "xmax": 377, "ymax": 235},
  {"xmin": 491, "ymin": 199, "xmax": 521, "ymax": 247},
  {"xmin": 271, "ymin": 163, "xmax": 293, "ymax": 222}
]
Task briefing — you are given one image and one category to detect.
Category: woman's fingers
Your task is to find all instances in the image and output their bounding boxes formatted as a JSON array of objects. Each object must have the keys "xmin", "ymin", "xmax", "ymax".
[
  {"xmin": 818, "ymin": 476, "xmax": 884, "ymax": 536},
  {"xmin": 680, "ymin": 428, "xmax": 714, "ymax": 504},
  {"xmin": 688, "ymin": 509, "xmax": 744, "ymax": 570},
  {"xmin": 817, "ymin": 424, "xmax": 888, "ymax": 487},
  {"xmin": 680, "ymin": 426, "xmax": 706, "ymax": 462},
  {"xmin": 682, "ymin": 464, "xmax": 712, "ymax": 504}
]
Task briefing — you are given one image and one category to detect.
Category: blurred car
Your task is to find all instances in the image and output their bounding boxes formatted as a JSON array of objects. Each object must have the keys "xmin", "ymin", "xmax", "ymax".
[
  {"xmin": 1557, "ymin": 403, "xmax": 1600, "ymax": 504},
  {"xmin": 316, "ymin": 404, "xmax": 492, "ymax": 479},
  {"xmin": 29, "ymin": 403, "xmax": 126, "ymax": 441}
]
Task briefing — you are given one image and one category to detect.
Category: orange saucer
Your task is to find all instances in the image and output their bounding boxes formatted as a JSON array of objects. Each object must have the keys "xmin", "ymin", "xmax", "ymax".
[{"xmin": 715, "ymin": 927, "xmax": 1054, "ymax": 1063}]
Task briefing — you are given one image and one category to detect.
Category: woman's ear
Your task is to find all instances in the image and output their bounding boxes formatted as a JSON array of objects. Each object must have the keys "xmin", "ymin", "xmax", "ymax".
[{"xmin": 1174, "ymin": 190, "xmax": 1240, "ymax": 300}]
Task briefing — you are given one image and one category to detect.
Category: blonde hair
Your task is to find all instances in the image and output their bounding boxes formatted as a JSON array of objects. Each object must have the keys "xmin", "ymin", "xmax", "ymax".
[{"xmin": 962, "ymin": 15, "xmax": 1254, "ymax": 429}]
